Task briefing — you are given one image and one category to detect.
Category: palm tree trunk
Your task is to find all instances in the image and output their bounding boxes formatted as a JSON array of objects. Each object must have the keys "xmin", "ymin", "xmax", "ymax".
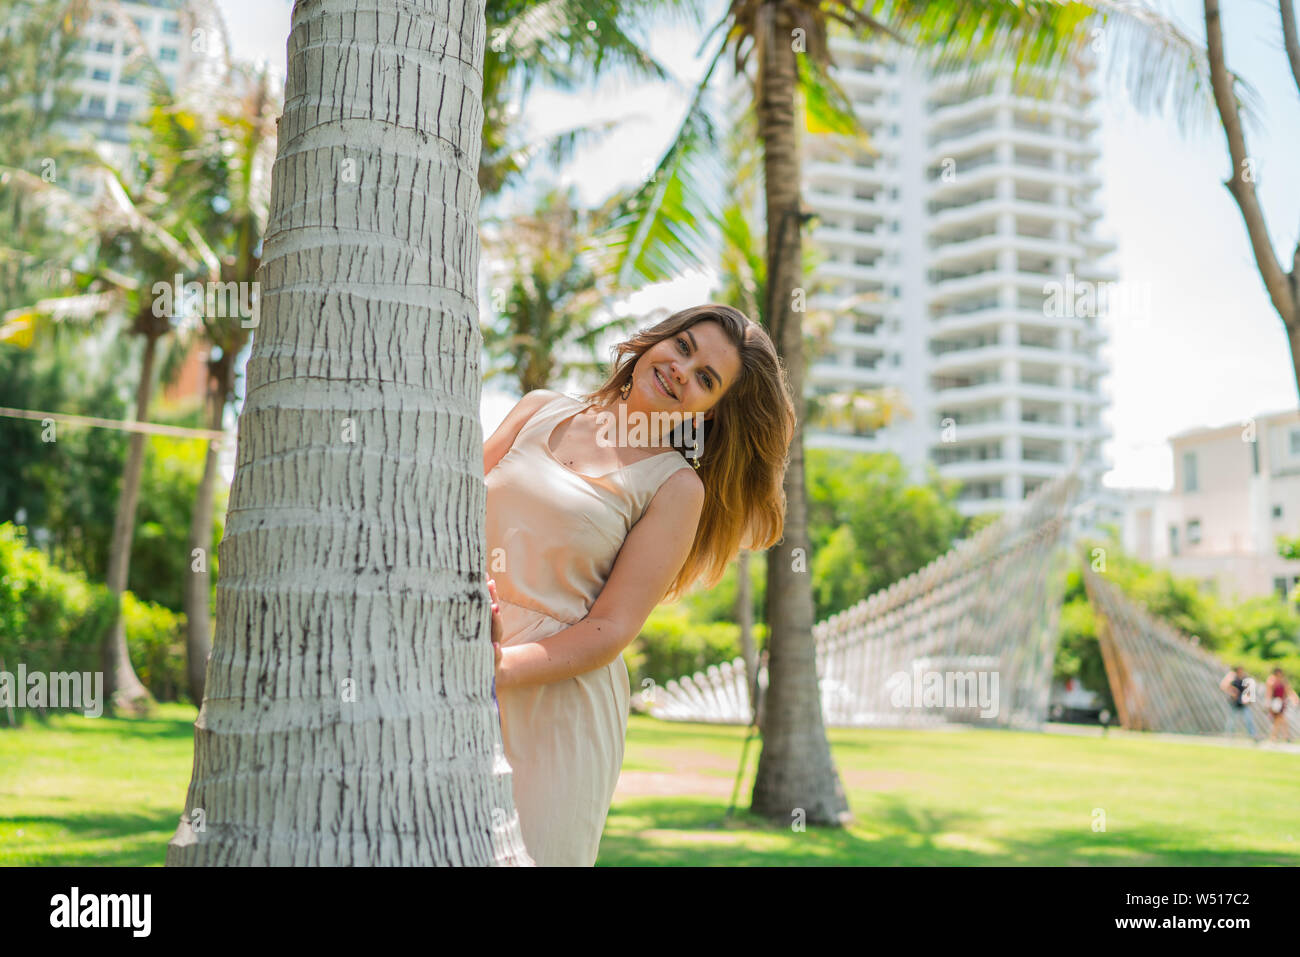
[
  {"xmin": 736, "ymin": 549, "xmax": 758, "ymax": 723},
  {"xmin": 750, "ymin": 7, "xmax": 851, "ymax": 827},
  {"xmin": 182, "ymin": 352, "xmax": 227, "ymax": 708},
  {"xmin": 101, "ymin": 324, "xmax": 160, "ymax": 716},
  {"xmin": 166, "ymin": 0, "xmax": 532, "ymax": 866}
]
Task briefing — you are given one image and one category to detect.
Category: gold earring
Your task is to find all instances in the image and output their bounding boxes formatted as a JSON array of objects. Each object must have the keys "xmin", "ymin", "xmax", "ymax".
[{"xmin": 620, "ymin": 379, "xmax": 631, "ymax": 399}]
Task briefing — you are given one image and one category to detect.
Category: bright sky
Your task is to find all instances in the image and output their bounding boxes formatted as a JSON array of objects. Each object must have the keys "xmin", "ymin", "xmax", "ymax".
[{"xmin": 216, "ymin": 0, "xmax": 1300, "ymax": 492}]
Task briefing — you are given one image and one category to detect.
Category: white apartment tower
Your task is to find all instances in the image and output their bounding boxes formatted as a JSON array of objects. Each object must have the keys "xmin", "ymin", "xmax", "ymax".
[
  {"xmin": 55, "ymin": 0, "xmax": 236, "ymax": 194},
  {"xmin": 803, "ymin": 32, "xmax": 1114, "ymax": 515},
  {"xmin": 64, "ymin": 0, "xmax": 190, "ymax": 147}
]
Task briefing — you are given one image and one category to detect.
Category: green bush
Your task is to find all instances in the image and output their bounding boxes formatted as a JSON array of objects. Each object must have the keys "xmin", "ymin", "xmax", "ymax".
[
  {"xmin": 0, "ymin": 523, "xmax": 113, "ymax": 683},
  {"xmin": 121, "ymin": 590, "xmax": 187, "ymax": 704},
  {"xmin": 0, "ymin": 522, "xmax": 188, "ymax": 721},
  {"xmin": 1053, "ymin": 540, "xmax": 1300, "ymax": 704},
  {"xmin": 625, "ymin": 603, "xmax": 766, "ymax": 693}
]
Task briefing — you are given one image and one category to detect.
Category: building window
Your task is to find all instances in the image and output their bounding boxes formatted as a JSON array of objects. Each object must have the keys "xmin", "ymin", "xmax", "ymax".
[
  {"xmin": 1274, "ymin": 504, "xmax": 1284, "ymax": 519},
  {"xmin": 162, "ymin": 18, "xmax": 181, "ymax": 35},
  {"xmin": 1187, "ymin": 519, "xmax": 1201, "ymax": 544},
  {"xmin": 1183, "ymin": 450, "xmax": 1198, "ymax": 492},
  {"xmin": 86, "ymin": 96, "xmax": 106, "ymax": 115},
  {"xmin": 1169, "ymin": 525, "xmax": 1180, "ymax": 556},
  {"xmin": 159, "ymin": 46, "xmax": 178, "ymax": 62},
  {"xmin": 114, "ymin": 100, "xmax": 133, "ymax": 118},
  {"xmin": 1275, "ymin": 577, "xmax": 1291, "ymax": 600},
  {"xmin": 94, "ymin": 39, "xmax": 114, "ymax": 53},
  {"xmin": 1252, "ymin": 440, "xmax": 1260, "ymax": 474},
  {"xmin": 1290, "ymin": 428, "xmax": 1300, "ymax": 455},
  {"xmin": 91, "ymin": 68, "xmax": 110, "ymax": 82}
]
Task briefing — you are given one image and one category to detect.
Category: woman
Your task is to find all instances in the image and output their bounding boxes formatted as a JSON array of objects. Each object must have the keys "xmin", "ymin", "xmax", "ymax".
[
  {"xmin": 1265, "ymin": 667, "xmax": 1299, "ymax": 743},
  {"xmin": 481, "ymin": 304, "xmax": 794, "ymax": 866}
]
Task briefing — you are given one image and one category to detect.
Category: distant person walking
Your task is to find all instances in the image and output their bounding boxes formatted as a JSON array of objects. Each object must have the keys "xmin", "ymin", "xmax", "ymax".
[
  {"xmin": 1219, "ymin": 666, "xmax": 1258, "ymax": 741},
  {"xmin": 1264, "ymin": 668, "xmax": 1299, "ymax": 743}
]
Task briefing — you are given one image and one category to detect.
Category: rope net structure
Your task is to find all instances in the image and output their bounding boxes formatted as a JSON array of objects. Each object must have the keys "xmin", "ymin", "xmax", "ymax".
[
  {"xmin": 648, "ymin": 469, "xmax": 1083, "ymax": 729},
  {"xmin": 1083, "ymin": 567, "xmax": 1300, "ymax": 738}
]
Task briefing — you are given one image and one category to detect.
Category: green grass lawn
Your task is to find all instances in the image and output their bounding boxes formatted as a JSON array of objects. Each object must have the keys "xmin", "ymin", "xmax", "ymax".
[{"xmin": 1, "ymin": 704, "xmax": 1296, "ymax": 865}]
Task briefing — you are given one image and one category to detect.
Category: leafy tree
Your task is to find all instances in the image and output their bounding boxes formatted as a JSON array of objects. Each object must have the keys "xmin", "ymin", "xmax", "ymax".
[
  {"xmin": 805, "ymin": 449, "xmax": 965, "ymax": 620},
  {"xmin": 480, "ymin": 185, "xmax": 634, "ymax": 394}
]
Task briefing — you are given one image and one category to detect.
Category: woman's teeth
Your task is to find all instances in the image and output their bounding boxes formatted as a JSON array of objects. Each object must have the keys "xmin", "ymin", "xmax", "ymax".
[{"xmin": 655, "ymin": 368, "xmax": 675, "ymax": 398}]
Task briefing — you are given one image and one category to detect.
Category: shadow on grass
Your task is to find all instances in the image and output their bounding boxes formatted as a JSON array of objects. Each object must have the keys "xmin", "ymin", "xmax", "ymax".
[
  {"xmin": 599, "ymin": 794, "xmax": 1300, "ymax": 867},
  {"xmin": 2, "ymin": 709, "xmax": 197, "ymax": 740},
  {"xmin": 5, "ymin": 810, "xmax": 175, "ymax": 866}
]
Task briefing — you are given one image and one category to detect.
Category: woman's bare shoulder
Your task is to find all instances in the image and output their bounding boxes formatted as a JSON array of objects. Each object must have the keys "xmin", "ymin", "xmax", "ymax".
[
  {"xmin": 655, "ymin": 463, "xmax": 705, "ymax": 505},
  {"xmin": 518, "ymin": 388, "xmax": 565, "ymax": 412}
]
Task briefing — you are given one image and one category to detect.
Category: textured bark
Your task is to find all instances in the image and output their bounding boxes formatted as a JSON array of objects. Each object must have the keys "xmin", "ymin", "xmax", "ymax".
[
  {"xmin": 182, "ymin": 353, "xmax": 228, "ymax": 708},
  {"xmin": 750, "ymin": 8, "xmax": 851, "ymax": 827},
  {"xmin": 101, "ymin": 323, "xmax": 159, "ymax": 716},
  {"xmin": 167, "ymin": 0, "xmax": 533, "ymax": 866},
  {"xmin": 1204, "ymin": 0, "xmax": 1300, "ymax": 400},
  {"xmin": 735, "ymin": 549, "xmax": 758, "ymax": 723},
  {"xmin": 1281, "ymin": 0, "xmax": 1300, "ymax": 100}
]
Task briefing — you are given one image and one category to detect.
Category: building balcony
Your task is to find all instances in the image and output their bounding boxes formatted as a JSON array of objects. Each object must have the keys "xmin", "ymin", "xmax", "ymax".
[
  {"xmin": 818, "ymin": 260, "xmax": 891, "ymax": 285},
  {"xmin": 804, "ymin": 188, "xmax": 889, "ymax": 220},
  {"xmin": 926, "ymin": 160, "xmax": 1085, "ymax": 195},
  {"xmin": 831, "ymin": 327, "xmax": 889, "ymax": 350},
  {"xmin": 927, "ymin": 232, "xmax": 1085, "ymax": 267},
  {"xmin": 926, "ymin": 268, "xmax": 1065, "ymax": 304},
  {"xmin": 808, "ymin": 360, "xmax": 891, "ymax": 388},
  {"xmin": 927, "ymin": 124, "xmax": 1007, "ymax": 158},
  {"xmin": 805, "ymin": 160, "xmax": 891, "ymax": 189},
  {"xmin": 927, "ymin": 97, "xmax": 1000, "ymax": 128},
  {"xmin": 928, "ymin": 198, "xmax": 1085, "ymax": 233},
  {"xmin": 927, "ymin": 343, "xmax": 1100, "ymax": 374},
  {"xmin": 1005, "ymin": 95, "xmax": 1102, "ymax": 126},
  {"xmin": 1076, "ymin": 229, "xmax": 1118, "ymax": 255},
  {"xmin": 805, "ymin": 429, "xmax": 888, "ymax": 454},
  {"xmin": 810, "ymin": 224, "xmax": 893, "ymax": 251}
]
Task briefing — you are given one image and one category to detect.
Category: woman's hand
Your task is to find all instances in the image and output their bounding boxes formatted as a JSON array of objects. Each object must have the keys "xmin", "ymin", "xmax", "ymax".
[{"xmin": 487, "ymin": 577, "xmax": 504, "ymax": 671}]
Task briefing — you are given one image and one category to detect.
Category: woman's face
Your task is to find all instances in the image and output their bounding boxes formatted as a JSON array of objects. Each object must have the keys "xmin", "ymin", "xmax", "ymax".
[{"xmin": 630, "ymin": 320, "xmax": 742, "ymax": 419}]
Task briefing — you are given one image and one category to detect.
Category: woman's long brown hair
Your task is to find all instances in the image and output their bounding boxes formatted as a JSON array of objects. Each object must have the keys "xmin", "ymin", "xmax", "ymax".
[{"xmin": 577, "ymin": 304, "xmax": 795, "ymax": 602}]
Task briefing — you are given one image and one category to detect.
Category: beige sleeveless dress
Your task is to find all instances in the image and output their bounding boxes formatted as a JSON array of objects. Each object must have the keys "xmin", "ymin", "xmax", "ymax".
[{"xmin": 485, "ymin": 392, "xmax": 695, "ymax": 866}]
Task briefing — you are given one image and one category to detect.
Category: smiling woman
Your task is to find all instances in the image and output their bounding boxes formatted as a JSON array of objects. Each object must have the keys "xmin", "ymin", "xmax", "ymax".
[{"xmin": 481, "ymin": 303, "xmax": 795, "ymax": 866}]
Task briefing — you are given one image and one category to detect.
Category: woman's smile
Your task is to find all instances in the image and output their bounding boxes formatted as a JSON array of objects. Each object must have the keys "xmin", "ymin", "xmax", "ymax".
[{"xmin": 653, "ymin": 366, "xmax": 677, "ymax": 399}]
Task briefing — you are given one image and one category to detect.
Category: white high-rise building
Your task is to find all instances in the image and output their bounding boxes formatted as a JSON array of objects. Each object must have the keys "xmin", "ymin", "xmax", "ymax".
[
  {"xmin": 803, "ymin": 34, "xmax": 1114, "ymax": 516},
  {"xmin": 63, "ymin": 0, "xmax": 190, "ymax": 149},
  {"xmin": 54, "ymin": 0, "xmax": 238, "ymax": 194}
]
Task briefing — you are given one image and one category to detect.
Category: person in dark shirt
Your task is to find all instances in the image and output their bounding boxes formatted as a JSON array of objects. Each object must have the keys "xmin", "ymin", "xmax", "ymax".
[{"xmin": 1219, "ymin": 666, "xmax": 1258, "ymax": 742}]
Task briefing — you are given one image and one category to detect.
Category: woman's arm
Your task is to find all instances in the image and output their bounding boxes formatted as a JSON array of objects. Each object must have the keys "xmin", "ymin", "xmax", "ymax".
[
  {"xmin": 483, "ymin": 389, "xmax": 558, "ymax": 476},
  {"xmin": 495, "ymin": 467, "xmax": 705, "ymax": 691}
]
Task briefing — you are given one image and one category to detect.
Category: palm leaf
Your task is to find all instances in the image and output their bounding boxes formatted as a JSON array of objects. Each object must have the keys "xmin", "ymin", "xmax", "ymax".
[{"xmin": 592, "ymin": 32, "xmax": 731, "ymax": 287}]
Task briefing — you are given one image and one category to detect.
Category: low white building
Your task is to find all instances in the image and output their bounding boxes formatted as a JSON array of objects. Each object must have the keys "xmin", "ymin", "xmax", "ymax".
[{"xmin": 1118, "ymin": 409, "xmax": 1300, "ymax": 600}]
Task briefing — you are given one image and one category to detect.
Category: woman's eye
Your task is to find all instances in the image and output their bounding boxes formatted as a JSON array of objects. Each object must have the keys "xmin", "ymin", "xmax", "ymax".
[{"xmin": 677, "ymin": 337, "xmax": 688, "ymax": 353}]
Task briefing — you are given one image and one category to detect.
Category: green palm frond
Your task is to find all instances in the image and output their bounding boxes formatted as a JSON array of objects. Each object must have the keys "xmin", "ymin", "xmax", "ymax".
[
  {"xmin": 1086, "ymin": 0, "xmax": 1264, "ymax": 138},
  {"xmin": 864, "ymin": 0, "xmax": 1259, "ymax": 137},
  {"xmin": 800, "ymin": 53, "xmax": 868, "ymax": 140},
  {"xmin": 592, "ymin": 35, "xmax": 730, "ymax": 287}
]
